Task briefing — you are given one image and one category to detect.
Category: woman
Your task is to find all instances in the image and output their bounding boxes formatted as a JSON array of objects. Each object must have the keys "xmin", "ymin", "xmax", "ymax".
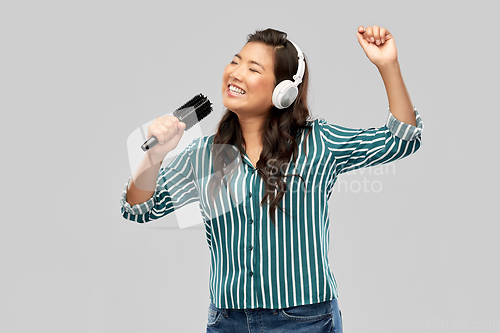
[{"xmin": 121, "ymin": 26, "xmax": 423, "ymax": 333}]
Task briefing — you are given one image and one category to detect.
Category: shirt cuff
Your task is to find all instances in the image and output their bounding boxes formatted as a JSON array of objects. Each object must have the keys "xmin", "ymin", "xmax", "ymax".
[
  {"xmin": 120, "ymin": 176, "xmax": 158, "ymax": 216},
  {"xmin": 386, "ymin": 107, "xmax": 423, "ymax": 141}
]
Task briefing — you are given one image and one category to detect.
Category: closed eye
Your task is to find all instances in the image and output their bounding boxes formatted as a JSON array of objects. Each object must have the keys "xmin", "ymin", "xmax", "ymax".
[{"xmin": 230, "ymin": 60, "xmax": 259, "ymax": 73}]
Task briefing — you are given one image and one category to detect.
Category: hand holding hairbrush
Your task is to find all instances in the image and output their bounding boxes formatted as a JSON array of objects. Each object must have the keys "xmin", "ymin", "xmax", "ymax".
[{"xmin": 141, "ymin": 93, "xmax": 212, "ymax": 152}]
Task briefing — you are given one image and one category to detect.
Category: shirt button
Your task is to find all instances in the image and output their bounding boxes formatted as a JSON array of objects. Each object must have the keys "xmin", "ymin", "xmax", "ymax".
[
  {"xmin": 248, "ymin": 245, "xmax": 253, "ymax": 251},
  {"xmin": 248, "ymin": 192, "xmax": 252, "ymax": 198},
  {"xmin": 249, "ymin": 271, "xmax": 253, "ymax": 277},
  {"xmin": 249, "ymin": 218, "xmax": 253, "ymax": 224}
]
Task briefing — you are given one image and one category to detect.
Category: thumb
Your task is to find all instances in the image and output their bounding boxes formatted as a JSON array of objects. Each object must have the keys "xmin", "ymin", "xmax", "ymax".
[
  {"xmin": 162, "ymin": 122, "xmax": 186, "ymax": 152},
  {"xmin": 172, "ymin": 121, "xmax": 186, "ymax": 140},
  {"xmin": 178, "ymin": 121, "xmax": 186, "ymax": 131}
]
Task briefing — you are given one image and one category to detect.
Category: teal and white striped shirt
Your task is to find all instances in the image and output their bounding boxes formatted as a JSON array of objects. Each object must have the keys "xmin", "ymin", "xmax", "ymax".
[{"xmin": 120, "ymin": 108, "xmax": 423, "ymax": 310}]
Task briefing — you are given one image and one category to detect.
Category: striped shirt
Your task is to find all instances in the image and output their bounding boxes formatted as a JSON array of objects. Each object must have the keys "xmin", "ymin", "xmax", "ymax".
[{"xmin": 120, "ymin": 108, "xmax": 423, "ymax": 310}]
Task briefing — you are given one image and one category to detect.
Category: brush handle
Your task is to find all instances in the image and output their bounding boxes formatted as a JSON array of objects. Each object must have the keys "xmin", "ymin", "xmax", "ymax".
[
  {"xmin": 141, "ymin": 135, "xmax": 160, "ymax": 152},
  {"xmin": 140, "ymin": 114, "xmax": 189, "ymax": 152}
]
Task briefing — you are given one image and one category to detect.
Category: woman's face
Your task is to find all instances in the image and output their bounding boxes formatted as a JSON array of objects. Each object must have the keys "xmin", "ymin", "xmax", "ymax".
[{"xmin": 222, "ymin": 42, "xmax": 276, "ymax": 117}]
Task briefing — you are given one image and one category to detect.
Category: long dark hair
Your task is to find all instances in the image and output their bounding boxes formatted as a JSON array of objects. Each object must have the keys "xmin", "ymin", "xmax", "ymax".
[{"xmin": 209, "ymin": 28, "xmax": 314, "ymax": 226}]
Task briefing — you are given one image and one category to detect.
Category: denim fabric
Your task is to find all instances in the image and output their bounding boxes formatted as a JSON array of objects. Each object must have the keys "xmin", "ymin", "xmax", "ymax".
[{"xmin": 206, "ymin": 299, "xmax": 343, "ymax": 333}]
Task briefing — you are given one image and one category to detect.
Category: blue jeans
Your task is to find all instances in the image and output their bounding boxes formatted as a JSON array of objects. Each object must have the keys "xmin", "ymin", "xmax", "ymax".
[{"xmin": 206, "ymin": 299, "xmax": 343, "ymax": 333}]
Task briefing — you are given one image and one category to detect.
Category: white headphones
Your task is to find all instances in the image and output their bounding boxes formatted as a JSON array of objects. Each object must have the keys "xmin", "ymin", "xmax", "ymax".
[{"xmin": 271, "ymin": 40, "xmax": 305, "ymax": 109}]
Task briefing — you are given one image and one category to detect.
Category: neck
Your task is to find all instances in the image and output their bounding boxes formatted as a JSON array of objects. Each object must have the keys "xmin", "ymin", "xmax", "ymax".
[{"xmin": 238, "ymin": 113, "xmax": 266, "ymax": 149}]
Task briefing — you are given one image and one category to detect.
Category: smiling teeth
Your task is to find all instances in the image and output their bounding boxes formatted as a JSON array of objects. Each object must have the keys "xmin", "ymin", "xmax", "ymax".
[{"xmin": 229, "ymin": 85, "xmax": 246, "ymax": 95}]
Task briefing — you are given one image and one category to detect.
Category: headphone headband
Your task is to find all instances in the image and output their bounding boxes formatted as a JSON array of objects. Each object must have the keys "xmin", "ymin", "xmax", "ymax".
[
  {"xmin": 289, "ymin": 40, "xmax": 305, "ymax": 85},
  {"xmin": 271, "ymin": 39, "xmax": 306, "ymax": 109}
]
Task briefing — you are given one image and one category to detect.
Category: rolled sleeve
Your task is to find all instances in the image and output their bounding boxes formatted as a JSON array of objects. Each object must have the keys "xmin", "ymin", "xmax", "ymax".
[
  {"xmin": 120, "ymin": 176, "xmax": 159, "ymax": 217},
  {"xmin": 386, "ymin": 107, "xmax": 423, "ymax": 141},
  {"xmin": 119, "ymin": 138, "xmax": 201, "ymax": 223}
]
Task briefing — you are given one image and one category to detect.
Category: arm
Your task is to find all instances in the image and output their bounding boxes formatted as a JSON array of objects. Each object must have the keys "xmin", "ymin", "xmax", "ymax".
[
  {"xmin": 126, "ymin": 152, "xmax": 164, "ymax": 207},
  {"xmin": 318, "ymin": 111, "xmax": 423, "ymax": 176},
  {"xmin": 357, "ymin": 25, "xmax": 417, "ymax": 127},
  {"xmin": 378, "ymin": 62, "xmax": 416, "ymax": 126},
  {"xmin": 317, "ymin": 26, "xmax": 422, "ymax": 177},
  {"xmin": 120, "ymin": 139, "xmax": 201, "ymax": 223}
]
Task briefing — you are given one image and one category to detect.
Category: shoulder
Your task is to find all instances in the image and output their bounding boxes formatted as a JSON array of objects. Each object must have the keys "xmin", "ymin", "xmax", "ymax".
[
  {"xmin": 305, "ymin": 117, "xmax": 344, "ymax": 131},
  {"xmin": 306, "ymin": 117, "xmax": 320, "ymax": 127},
  {"xmin": 304, "ymin": 117, "xmax": 340, "ymax": 136},
  {"xmin": 310, "ymin": 116, "xmax": 372, "ymax": 135},
  {"xmin": 301, "ymin": 117, "xmax": 322, "ymax": 133},
  {"xmin": 187, "ymin": 134, "xmax": 215, "ymax": 148},
  {"xmin": 172, "ymin": 134, "xmax": 215, "ymax": 161}
]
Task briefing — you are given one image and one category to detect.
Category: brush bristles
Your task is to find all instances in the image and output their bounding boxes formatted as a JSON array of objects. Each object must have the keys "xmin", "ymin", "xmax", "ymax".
[{"xmin": 173, "ymin": 93, "xmax": 213, "ymax": 130}]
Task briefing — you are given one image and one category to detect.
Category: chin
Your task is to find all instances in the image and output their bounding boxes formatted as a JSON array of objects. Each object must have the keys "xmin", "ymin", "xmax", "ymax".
[
  {"xmin": 224, "ymin": 105, "xmax": 241, "ymax": 115},
  {"xmin": 222, "ymin": 98, "xmax": 243, "ymax": 113}
]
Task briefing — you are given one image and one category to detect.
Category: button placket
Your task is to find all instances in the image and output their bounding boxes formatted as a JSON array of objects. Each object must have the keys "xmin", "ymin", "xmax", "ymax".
[{"xmin": 245, "ymin": 162, "xmax": 260, "ymax": 296}]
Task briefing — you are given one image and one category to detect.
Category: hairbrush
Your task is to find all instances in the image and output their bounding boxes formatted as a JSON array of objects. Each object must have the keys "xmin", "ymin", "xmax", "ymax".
[{"xmin": 141, "ymin": 93, "xmax": 212, "ymax": 151}]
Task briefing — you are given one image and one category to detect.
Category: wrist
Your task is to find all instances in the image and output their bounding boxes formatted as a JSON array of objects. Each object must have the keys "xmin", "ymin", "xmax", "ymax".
[
  {"xmin": 144, "ymin": 151, "xmax": 166, "ymax": 167},
  {"xmin": 376, "ymin": 60, "xmax": 400, "ymax": 72}
]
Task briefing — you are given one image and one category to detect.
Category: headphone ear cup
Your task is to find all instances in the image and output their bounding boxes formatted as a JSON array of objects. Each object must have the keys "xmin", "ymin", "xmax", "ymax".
[{"xmin": 272, "ymin": 80, "xmax": 298, "ymax": 109}]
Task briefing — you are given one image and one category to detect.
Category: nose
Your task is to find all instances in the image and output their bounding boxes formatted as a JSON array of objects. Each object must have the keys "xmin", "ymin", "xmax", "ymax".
[{"xmin": 229, "ymin": 66, "xmax": 244, "ymax": 81}]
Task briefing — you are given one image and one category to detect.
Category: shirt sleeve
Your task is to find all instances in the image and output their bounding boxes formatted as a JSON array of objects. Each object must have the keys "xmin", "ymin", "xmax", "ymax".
[
  {"xmin": 317, "ymin": 107, "xmax": 423, "ymax": 175},
  {"xmin": 120, "ymin": 138, "xmax": 200, "ymax": 223}
]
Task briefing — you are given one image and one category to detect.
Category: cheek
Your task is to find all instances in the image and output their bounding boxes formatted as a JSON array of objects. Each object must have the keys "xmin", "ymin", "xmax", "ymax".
[
  {"xmin": 252, "ymin": 78, "xmax": 274, "ymax": 94},
  {"xmin": 255, "ymin": 78, "xmax": 275, "ymax": 98},
  {"xmin": 221, "ymin": 71, "xmax": 230, "ymax": 90},
  {"xmin": 222, "ymin": 67, "xmax": 230, "ymax": 82},
  {"xmin": 222, "ymin": 70, "xmax": 228, "ymax": 85}
]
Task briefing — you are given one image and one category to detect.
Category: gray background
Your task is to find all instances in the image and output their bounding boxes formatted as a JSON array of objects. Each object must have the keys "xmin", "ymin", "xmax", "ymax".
[{"xmin": 1, "ymin": 0, "xmax": 499, "ymax": 332}]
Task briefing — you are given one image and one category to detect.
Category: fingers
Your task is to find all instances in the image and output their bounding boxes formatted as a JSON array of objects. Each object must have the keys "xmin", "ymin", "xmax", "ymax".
[
  {"xmin": 379, "ymin": 27, "xmax": 387, "ymax": 43},
  {"xmin": 365, "ymin": 26, "xmax": 374, "ymax": 43},
  {"xmin": 149, "ymin": 115, "xmax": 180, "ymax": 145},
  {"xmin": 372, "ymin": 26, "xmax": 380, "ymax": 44},
  {"xmin": 358, "ymin": 25, "xmax": 389, "ymax": 46},
  {"xmin": 357, "ymin": 26, "xmax": 369, "ymax": 46}
]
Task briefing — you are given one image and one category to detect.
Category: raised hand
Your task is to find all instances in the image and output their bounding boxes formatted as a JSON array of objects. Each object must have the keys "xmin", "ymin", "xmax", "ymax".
[
  {"xmin": 146, "ymin": 115, "xmax": 186, "ymax": 160},
  {"xmin": 356, "ymin": 25, "xmax": 398, "ymax": 67}
]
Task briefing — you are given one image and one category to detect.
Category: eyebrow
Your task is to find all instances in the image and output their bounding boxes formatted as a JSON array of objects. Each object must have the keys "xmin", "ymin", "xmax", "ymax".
[{"xmin": 234, "ymin": 54, "xmax": 265, "ymax": 71}]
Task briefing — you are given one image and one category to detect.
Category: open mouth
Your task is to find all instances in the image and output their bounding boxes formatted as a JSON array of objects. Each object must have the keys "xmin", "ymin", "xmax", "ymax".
[{"xmin": 228, "ymin": 83, "xmax": 246, "ymax": 95}]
